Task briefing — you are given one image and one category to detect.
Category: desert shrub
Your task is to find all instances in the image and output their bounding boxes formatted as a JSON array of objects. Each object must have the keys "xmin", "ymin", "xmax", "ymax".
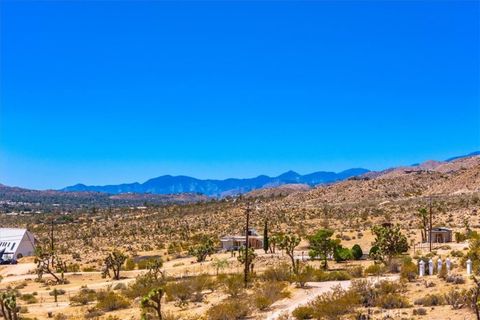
[
  {"xmin": 165, "ymin": 280, "xmax": 194, "ymax": 307},
  {"xmin": 303, "ymin": 285, "xmax": 360, "ymax": 319},
  {"xmin": 313, "ymin": 270, "xmax": 351, "ymax": 282},
  {"xmin": 20, "ymin": 293, "xmax": 38, "ymax": 304},
  {"xmin": 376, "ymin": 294, "xmax": 411, "ymax": 309},
  {"xmin": 414, "ymin": 293, "xmax": 445, "ymax": 306},
  {"xmin": 206, "ymin": 299, "xmax": 250, "ymax": 320},
  {"xmin": 96, "ymin": 290, "xmax": 130, "ymax": 311},
  {"xmin": 375, "ymin": 280, "xmax": 403, "ymax": 295},
  {"xmin": 70, "ymin": 288, "xmax": 97, "ymax": 305},
  {"xmin": 82, "ymin": 266, "xmax": 96, "ymax": 272},
  {"xmin": 350, "ymin": 279, "xmax": 377, "ymax": 307},
  {"xmin": 49, "ymin": 289, "xmax": 66, "ymax": 296},
  {"xmin": 400, "ymin": 257, "xmax": 417, "ymax": 282},
  {"xmin": 412, "ymin": 307, "xmax": 427, "ymax": 315},
  {"xmin": 84, "ymin": 308, "xmax": 104, "ymax": 319},
  {"xmin": 67, "ymin": 263, "xmax": 80, "ymax": 272},
  {"xmin": 292, "ymin": 306, "xmax": 314, "ymax": 319},
  {"xmin": 387, "ymin": 258, "xmax": 401, "ymax": 273},
  {"xmin": 294, "ymin": 265, "xmax": 315, "ymax": 288},
  {"xmin": 123, "ymin": 272, "xmax": 165, "ymax": 299},
  {"xmin": 113, "ymin": 282, "xmax": 127, "ymax": 290},
  {"xmin": 446, "ymin": 274, "xmax": 465, "ymax": 284},
  {"xmin": 252, "ymin": 281, "xmax": 290, "ymax": 310},
  {"xmin": 451, "ymin": 250, "xmax": 464, "ymax": 257},
  {"xmin": 351, "ymin": 244, "xmax": 363, "ymax": 260},
  {"xmin": 455, "ymin": 232, "xmax": 467, "ymax": 243},
  {"xmin": 53, "ymin": 313, "xmax": 68, "ymax": 320},
  {"xmin": 219, "ymin": 274, "xmax": 244, "ymax": 298},
  {"xmin": 262, "ymin": 262, "xmax": 293, "ymax": 282},
  {"xmin": 364, "ymin": 263, "xmax": 385, "ymax": 276},
  {"xmin": 444, "ymin": 288, "xmax": 466, "ymax": 309},
  {"xmin": 347, "ymin": 265, "xmax": 364, "ymax": 278},
  {"xmin": 189, "ymin": 274, "xmax": 216, "ymax": 302},
  {"xmin": 124, "ymin": 258, "xmax": 136, "ymax": 271}
]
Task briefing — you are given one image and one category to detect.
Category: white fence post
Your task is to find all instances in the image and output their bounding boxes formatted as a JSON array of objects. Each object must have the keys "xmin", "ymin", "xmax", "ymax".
[
  {"xmin": 446, "ymin": 258, "xmax": 451, "ymax": 273},
  {"xmin": 419, "ymin": 260, "xmax": 425, "ymax": 277},
  {"xmin": 429, "ymin": 259, "xmax": 434, "ymax": 275},
  {"xmin": 437, "ymin": 259, "xmax": 442, "ymax": 274},
  {"xmin": 467, "ymin": 259, "xmax": 472, "ymax": 275}
]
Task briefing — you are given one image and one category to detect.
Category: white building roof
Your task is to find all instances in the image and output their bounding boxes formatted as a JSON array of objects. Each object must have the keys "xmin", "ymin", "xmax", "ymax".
[{"xmin": 0, "ymin": 228, "xmax": 29, "ymax": 241}]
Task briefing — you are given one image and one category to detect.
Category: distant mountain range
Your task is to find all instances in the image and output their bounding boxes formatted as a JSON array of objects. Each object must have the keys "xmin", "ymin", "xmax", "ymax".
[{"xmin": 62, "ymin": 168, "xmax": 370, "ymax": 196}]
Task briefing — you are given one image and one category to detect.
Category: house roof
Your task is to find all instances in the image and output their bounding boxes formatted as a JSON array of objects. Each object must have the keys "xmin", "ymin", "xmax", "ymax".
[
  {"xmin": 431, "ymin": 227, "xmax": 452, "ymax": 232},
  {"xmin": 0, "ymin": 228, "xmax": 29, "ymax": 241},
  {"xmin": 0, "ymin": 229, "xmax": 35, "ymax": 251}
]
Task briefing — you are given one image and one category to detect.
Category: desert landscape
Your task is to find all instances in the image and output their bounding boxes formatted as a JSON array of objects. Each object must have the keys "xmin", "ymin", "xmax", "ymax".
[{"xmin": 0, "ymin": 154, "xmax": 478, "ymax": 319}]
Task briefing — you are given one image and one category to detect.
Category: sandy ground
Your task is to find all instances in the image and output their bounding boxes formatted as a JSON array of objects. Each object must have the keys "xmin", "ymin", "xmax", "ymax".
[{"xmin": 265, "ymin": 275, "xmax": 399, "ymax": 320}]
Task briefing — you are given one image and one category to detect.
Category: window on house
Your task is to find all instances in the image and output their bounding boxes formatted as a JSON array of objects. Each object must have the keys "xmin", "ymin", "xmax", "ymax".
[{"xmin": 11, "ymin": 243, "xmax": 15, "ymax": 250}]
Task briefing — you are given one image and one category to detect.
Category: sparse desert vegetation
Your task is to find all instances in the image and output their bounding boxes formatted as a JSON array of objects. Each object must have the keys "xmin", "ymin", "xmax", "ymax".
[{"xmin": 0, "ymin": 156, "xmax": 478, "ymax": 319}]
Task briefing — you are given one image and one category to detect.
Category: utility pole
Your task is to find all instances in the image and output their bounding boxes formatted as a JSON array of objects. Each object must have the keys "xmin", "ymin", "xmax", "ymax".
[
  {"xmin": 244, "ymin": 204, "xmax": 251, "ymax": 288},
  {"xmin": 429, "ymin": 197, "xmax": 433, "ymax": 252},
  {"xmin": 50, "ymin": 218, "xmax": 55, "ymax": 252}
]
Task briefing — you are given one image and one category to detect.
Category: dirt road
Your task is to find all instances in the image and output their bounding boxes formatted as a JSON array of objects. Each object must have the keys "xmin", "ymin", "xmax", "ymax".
[{"xmin": 265, "ymin": 275, "xmax": 399, "ymax": 320}]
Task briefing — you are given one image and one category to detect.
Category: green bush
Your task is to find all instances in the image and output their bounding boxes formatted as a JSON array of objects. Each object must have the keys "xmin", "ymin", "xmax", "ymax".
[
  {"xmin": 333, "ymin": 246, "xmax": 353, "ymax": 262},
  {"xmin": 351, "ymin": 244, "xmax": 363, "ymax": 260}
]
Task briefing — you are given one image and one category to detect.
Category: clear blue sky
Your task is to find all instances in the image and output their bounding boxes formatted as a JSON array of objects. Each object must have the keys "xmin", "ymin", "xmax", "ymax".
[{"xmin": 0, "ymin": 1, "xmax": 479, "ymax": 190}]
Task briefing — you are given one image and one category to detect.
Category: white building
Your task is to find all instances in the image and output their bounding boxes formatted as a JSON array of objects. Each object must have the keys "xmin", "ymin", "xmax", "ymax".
[{"xmin": 0, "ymin": 228, "xmax": 36, "ymax": 260}]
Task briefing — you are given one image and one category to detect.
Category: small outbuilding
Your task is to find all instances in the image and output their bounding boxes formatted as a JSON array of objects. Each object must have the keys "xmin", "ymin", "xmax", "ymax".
[
  {"xmin": 220, "ymin": 228, "xmax": 263, "ymax": 251},
  {"xmin": 427, "ymin": 227, "xmax": 453, "ymax": 243},
  {"xmin": 0, "ymin": 228, "xmax": 36, "ymax": 260}
]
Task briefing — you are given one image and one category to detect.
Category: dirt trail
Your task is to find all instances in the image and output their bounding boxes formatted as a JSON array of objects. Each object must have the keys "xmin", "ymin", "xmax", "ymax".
[{"xmin": 265, "ymin": 275, "xmax": 399, "ymax": 320}]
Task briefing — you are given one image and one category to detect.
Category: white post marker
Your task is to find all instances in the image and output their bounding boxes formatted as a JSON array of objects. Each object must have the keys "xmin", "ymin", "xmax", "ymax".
[
  {"xmin": 467, "ymin": 259, "xmax": 473, "ymax": 275},
  {"xmin": 429, "ymin": 259, "xmax": 434, "ymax": 275},
  {"xmin": 446, "ymin": 258, "xmax": 451, "ymax": 273},
  {"xmin": 419, "ymin": 260, "xmax": 425, "ymax": 277},
  {"xmin": 437, "ymin": 259, "xmax": 442, "ymax": 274}
]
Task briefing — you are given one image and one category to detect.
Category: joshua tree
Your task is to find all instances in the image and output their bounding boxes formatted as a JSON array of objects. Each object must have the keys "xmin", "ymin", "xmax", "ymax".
[
  {"xmin": 141, "ymin": 288, "xmax": 164, "ymax": 320},
  {"xmin": 415, "ymin": 208, "xmax": 429, "ymax": 243},
  {"xmin": 35, "ymin": 245, "xmax": 67, "ymax": 284},
  {"xmin": 102, "ymin": 250, "xmax": 127, "ymax": 280},
  {"xmin": 0, "ymin": 292, "xmax": 19, "ymax": 320},
  {"xmin": 188, "ymin": 236, "xmax": 216, "ymax": 262},
  {"xmin": 278, "ymin": 233, "xmax": 301, "ymax": 274},
  {"xmin": 211, "ymin": 257, "xmax": 229, "ymax": 276},
  {"xmin": 371, "ymin": 224, "xmax": 409, "ymax": 263}
]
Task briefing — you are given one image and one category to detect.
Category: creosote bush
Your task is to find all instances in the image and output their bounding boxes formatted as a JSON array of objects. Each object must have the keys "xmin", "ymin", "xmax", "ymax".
[
  {"xmin": 206, "ymin": 299, "xmax": 250, "ymax": 320},
  {"xmin": 252, "ymin": 281, "xmax": 290, "ymax": 310},
  {"xmin": 96, "ymin": 290, "xmax": 130, "ymax": 311}
]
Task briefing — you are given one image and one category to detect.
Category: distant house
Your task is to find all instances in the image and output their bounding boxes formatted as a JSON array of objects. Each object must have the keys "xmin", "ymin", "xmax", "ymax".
[
  {"xmin": 0, "ymin": 228, "xmax": 36, "ymax": 260},
  {"xmin": 427, "ymin": 227, "xmax": 453, "ymax": 243},
  {"xmin": 220, "ymin": 228, "xmax": 263, "ymax": 251}
]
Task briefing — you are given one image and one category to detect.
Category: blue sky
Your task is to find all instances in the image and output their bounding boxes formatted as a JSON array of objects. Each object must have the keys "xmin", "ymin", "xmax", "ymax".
[{"xmin": 0, "ymin": 1, "xmax": 479, "ymax": 190}]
